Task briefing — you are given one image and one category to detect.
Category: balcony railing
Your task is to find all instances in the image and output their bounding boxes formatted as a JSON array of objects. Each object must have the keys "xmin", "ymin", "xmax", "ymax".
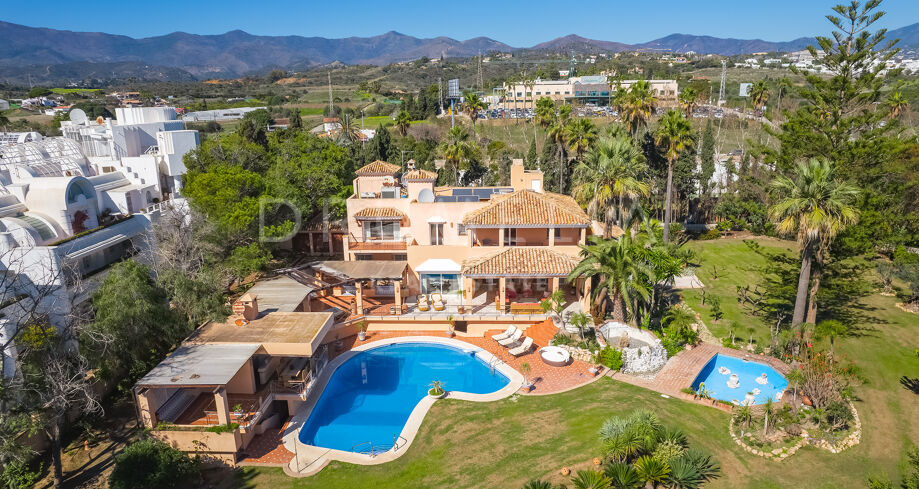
[{"xmin": 348, "ymin": 234, "xmax": 411, "ymax": 251}]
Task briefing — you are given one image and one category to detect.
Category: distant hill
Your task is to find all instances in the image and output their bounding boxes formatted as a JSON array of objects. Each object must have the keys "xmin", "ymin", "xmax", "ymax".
[{"xmin": 0, "ymin": 20, "xmax": 917, "ymax": 83}]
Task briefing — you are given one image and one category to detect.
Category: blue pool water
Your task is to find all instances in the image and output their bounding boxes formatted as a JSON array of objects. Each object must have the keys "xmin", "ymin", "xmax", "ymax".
[
  {"xmin": 691, "ymin": 354, "xmax": 788, "ymax": 405},
  {"xmin": 298, "ymin": 342, "xmax": 510, "ymax": 452}
]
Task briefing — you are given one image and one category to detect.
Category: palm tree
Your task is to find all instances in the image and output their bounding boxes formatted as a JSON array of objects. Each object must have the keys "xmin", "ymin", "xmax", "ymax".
[
  {"xmin": 654, "ymin": 109, "xmax": 694, "ymax": 244},
  {"xmin": 339, "ymin": 114, "xmax": 362, "ymax": 145},
  {"xmin": 678, "ymin": 87, "xmax": 699, "ymax": 117},
  {"xmin": 394, "ymin": 110, "xmax": 411, "ymax": 136},
  {"xmin": 749, "ymin": 80, "xmax": 770, "ymax": 111},
  {"xmin": 604, "ymin": 462, "xmax": 642, "ymax": 489},
  {"xmin": 887, "ymin": 91, "xmax": 909, "ymax": 119},
  {"xmin": 569, "ymin": 234, "xmax": 652, "ymax": 324},
  {"xmin": 680, "ymin": 449, "xmax": 719, "ymax": 483},
  {"xmin": 462, "ymin": 93, "xmax": 487, "ymax": 137},
  {"xmin": 522, "ymin": 479, "xmax": 560, "ymax": 489},
  {"xmin": 733, "ymin": 404, "xmax": 753, "ymax": 430},
  {"xmin": 571, "ymin": 470, "xmax": 613, "ymax": 489},
  {"xmin": 774, "ymin": 77, "xmax": 792, "ymax": 117},
  {"xmin": 762, "ymin": 398, "xmax": 775, "ymax": 437},
  {"xmin": 633, "ymin": 455, "xmax": 670, "ymax": 488},
  {"xmin": 666, "ymin": 458, "xmax": 702, "ymax": 489},
  {"xmin": 438, "ymin": 126, "xmax": 477, "ymax": 185},
  {"xmin": 566, "ymin": 117, "xmax": 598, "ymax": 163},
  {"xmin": 569, "ymin": 311, "xmax": 591, "ymax": 340},
  {"xmin": 547, "ymin": 105, "xmax": 573, "ymax": 190},
  {"xmin": 535, "ymin": 97, "xmax": 555, "ymax": 129},
  {"xmin": 785, "ymin": 368, "xmax": 804, "ymax": 407},
  {"xmin": 621, "ymin": 80, "xmax": 657, "ymax": 138},
  {"xmin": 815, "ymin": 319, "xmax": 847, "ymax": 362},
  {"xmin": 572, "ymin": 136, "xmax": 649, "ymax": 233},
  {"xmin": 768, "ymin": 157, "xmax": 859, "ymax": 326}
]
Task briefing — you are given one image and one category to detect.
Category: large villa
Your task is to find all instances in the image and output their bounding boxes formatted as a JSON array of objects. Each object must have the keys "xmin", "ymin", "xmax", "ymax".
[{"xmin": 132, "ymin": 158, "xmax": 791, "ymax": 474}]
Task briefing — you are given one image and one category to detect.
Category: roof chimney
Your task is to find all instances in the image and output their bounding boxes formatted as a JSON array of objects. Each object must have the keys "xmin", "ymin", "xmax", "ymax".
[{"xmin": 233, "ymin": 293, "xmax": 259, "ymax": 322}]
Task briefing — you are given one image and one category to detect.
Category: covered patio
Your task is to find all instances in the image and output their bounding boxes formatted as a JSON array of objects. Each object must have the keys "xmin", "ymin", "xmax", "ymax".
[
  {"xmin": 306, "ymin": 260, "xmax": 409, "ymax": 316},
  {"xmin": 461, "ymin": 248, "xmax": 590, "ymax": 315}
]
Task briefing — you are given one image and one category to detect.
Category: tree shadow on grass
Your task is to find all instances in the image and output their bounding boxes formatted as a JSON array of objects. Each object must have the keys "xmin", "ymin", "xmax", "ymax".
[{"xmin": 901, "ymin": 376, "xmax": 919, "ymax": 395}]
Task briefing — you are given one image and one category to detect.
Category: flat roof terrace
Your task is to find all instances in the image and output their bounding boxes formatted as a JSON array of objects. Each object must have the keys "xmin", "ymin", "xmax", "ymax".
[{"xmin": 186, "ymin": 311, "xmax": 335, "ymax": 357}]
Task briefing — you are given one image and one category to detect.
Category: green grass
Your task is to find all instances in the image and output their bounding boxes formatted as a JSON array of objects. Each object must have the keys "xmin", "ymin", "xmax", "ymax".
[
  {"xmin": 220, "ymin": 236, "xmax": 918, "ymax": 489},
  {"xmin": 50, "ymin": 87, "xmax": 101, "ymax": 94},
  {"xmin": 681, "ymin": 237, "xmax": 796, "ymax": 345}
]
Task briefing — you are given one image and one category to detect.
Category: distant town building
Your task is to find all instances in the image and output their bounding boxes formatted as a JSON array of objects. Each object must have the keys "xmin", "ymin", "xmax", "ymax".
[{"xmin": 182, "ymin": 106, "xmax": 267, "ymax": 122}]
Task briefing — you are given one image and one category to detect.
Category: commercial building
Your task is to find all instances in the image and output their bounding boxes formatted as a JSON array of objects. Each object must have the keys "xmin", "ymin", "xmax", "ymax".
[{"xmin": 501, "ymin": 76, "xmax": 678, "ymax": 108}]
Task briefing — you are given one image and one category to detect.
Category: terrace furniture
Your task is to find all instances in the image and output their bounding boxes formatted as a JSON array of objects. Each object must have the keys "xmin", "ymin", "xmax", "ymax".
[
  {"xmin": 417, "ymin": 295, "xmax": 430, "ymax": 312},
  {"xmin": 539, "ymin": 346, "xmax": 571, "ymax": 367},
  {"xmin": 491, "ymin": 326, "xmax": 516, "ymax": 342},
  {"xmin": 510, "ymin": 302, "xmax": 543, "ymax": 315},
  {"xmin": 431, "ymin": 293, "xmax": 445, "ymax": 311},
  {"xmin": 498, "ymin": 329, "xmax": 523, "ymax": 348},
  {"xmin": 509, "ymin": 337, "xmax": 534, "ymax": 357}
]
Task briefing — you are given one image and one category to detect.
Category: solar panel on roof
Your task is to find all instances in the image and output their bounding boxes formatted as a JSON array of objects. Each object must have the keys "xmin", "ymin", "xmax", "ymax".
[
  {"xmin": 457, "ymin": 196, "xmax": 479, "ymax": 202},
  {"xmin": 453, "ymin": 189, "xmax": 475, "ymax": 196},
  {"xmin": 434, "ymin": 196, "xmax": 457, "ymax": 202}
]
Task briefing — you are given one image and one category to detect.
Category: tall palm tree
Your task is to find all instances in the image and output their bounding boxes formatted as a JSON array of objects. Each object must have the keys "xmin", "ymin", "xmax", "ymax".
[
  {"xmin": 568, "ymin": 234, "xmax": 652, "ymax": 324},
  {"xmin": 394, "ymin": 110, "xmax": 411, "ymax": 136},
  {"xmin": 654, "ymin": 109, "xmax": 694, "ymax": 244},
  {"xmin": 749, "ymin": 80, "xmax": 770, "ymax": 111},
  {"xmin": 678, "ymin": 87, "xmax": 699, "ymax": 117},
  {"xmin": 633, "ymin": 455, "xmax": 670, "ymax": 488},
  {"xmin": 774, "ymin": 77, "xmax": 792, "ymax": 118},
  {"xmin": 565, "ymin": 117, "xmax": 598, "ymax": 162},
  {"xmin": 621, "ymin": 80, "xmax": 657, "ymax": 138},
  {"xmin": 547, "ymin": 105, "xmax": 573, "ymax": 190},
  {"xmin": 438, "ymin": 126, "xmax": 477, "ymax": 185},
  {"xmin": 462, "ymin": 93, "xmax": 487, "ymax": 137},
  {"xmin": 572, "ymin": 136, "xmax": 649, "ymax": 233},
  {"xmin": 339, "ymin": 114, "xmax": 362, "ymax": 145},
  {"xmin": 887, "ymin": 91, "xmax": 909, "ymax": 119},
  {"xmin": 768, "ymin": 157, "xmax": 859, "ymax": 326}
]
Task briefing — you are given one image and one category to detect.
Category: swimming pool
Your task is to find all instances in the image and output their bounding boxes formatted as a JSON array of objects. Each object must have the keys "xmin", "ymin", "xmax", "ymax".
[
  {"xmin": 298, "ymin": 342, "xmax": 510, "ymax": 452},
  {"xmin": 691, "ymin": 354, "xmax": 788, "ymax": 405}
]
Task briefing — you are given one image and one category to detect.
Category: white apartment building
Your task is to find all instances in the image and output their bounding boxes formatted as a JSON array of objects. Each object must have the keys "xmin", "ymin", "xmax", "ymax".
[
  {"xmin": 60, "ymin": 106, "xmax": 200, "ymax": 198},
  {"xmin": 502, "ymin": 76, "xmax": 679, "ymax": 108}
]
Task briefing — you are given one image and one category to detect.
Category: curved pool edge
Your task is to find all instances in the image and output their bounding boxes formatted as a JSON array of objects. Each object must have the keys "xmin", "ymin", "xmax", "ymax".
[{"xmin": 282, "ymin": 336, "xmax": 525, "ymax": 475}]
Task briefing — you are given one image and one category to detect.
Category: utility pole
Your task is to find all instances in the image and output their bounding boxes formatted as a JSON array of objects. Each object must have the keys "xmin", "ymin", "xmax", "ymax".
[
  {"xmin": 438, "ymin": 78, "xmax": 444, "ymax": 115},
  {"xmin": 328, "ymin": 72, "xmax": 334, "ymax": 117},
  {"xmin": 476, "ymin": 51, "xmax": 484, "ymax": 92}
]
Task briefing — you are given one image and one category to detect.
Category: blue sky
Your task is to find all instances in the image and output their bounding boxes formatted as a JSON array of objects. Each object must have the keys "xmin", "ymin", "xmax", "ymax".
[{"xmin": 5, "ymin": 0, "xmax": 918, "ymax": 46}]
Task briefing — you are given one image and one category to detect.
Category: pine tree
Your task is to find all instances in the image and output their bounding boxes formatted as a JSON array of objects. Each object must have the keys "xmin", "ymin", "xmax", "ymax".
[
  {"xmin": 289, "ymin": 110, "xmax": 303, "ymax": 130},
  {"xmin": 698, "ymin": 119, "xmax": 715, "ymax": 196},
  {"xmin": 370, "ymin": 124, "xmax": 391, "ymax": 162}
]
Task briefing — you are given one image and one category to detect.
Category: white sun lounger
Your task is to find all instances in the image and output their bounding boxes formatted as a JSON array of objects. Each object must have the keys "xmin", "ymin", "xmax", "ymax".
[
  {"xmin": 509, "ymin": 337, "xmax": 534, "ymax": 357},
  {"xmin": 498, "ymin": 329, "xmax": 523, "ymax": 347},
  {"xmin": 491, "ymin": 326, "xmax": 516, "ymax": 342}
]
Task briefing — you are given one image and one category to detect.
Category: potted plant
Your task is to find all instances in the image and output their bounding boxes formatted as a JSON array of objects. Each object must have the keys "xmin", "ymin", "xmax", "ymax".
[
  {"xmin": 357, "ymin": 320, "xmax": 367, "ymax": 341},
  {"xmin": 428, "ymin": 380, "xmax": 446, "ymax": 399},
  {"xmin": 520, "ymin": 362, "xmax": 534, "ymax": 391},
  {"xmin": 231, "ymin": 403, "xmax": 244, "ymax": 418},
  {"xmin": 446, "ymin": 315, "xmax": 455, "ymax": 337},
  {"xmin": 456, "ymin": 290, "xmax": 465, "ymax": 314}
]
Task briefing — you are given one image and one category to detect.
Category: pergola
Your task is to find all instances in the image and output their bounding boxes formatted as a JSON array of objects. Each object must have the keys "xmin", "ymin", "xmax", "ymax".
[{"xmin": 310, "ymin": 260, "xmax": 408, "ymax": 313}]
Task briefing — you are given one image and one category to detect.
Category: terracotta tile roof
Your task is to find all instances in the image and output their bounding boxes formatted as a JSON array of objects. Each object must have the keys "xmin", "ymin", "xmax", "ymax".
[
  {"xmin": 353, "ymin": 207, "xmax": 405, "ymax": 220},
  {"xmin": 402, "ymin": 169, "xmax": 438, "ymax": 181},
  {"xmin": 463, "ymin": 248, "xmax": 580, "ymax": 277},
  {"xmin": 356, "ymin": 160, "xmax": 401, "ymax": 175},
  {"xmin": 462, "ymin": 190, "xmax": 590, "ymax": 228}
]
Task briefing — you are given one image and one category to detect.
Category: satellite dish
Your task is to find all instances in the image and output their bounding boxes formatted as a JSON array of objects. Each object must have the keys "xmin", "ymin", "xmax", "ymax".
[
  {"xmin": 69, "ymin": 108, "xmax": 87, "ymax": 125},
  {"xmin": 417, "ymin": 188, "xmax": 435, "ymax": 203}
]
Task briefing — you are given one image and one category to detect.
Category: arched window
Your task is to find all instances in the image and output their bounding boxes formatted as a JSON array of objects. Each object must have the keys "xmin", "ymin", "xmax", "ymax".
[{"xmin": 66, "ymin": 180, "xmax": 94, "ymax": 204}]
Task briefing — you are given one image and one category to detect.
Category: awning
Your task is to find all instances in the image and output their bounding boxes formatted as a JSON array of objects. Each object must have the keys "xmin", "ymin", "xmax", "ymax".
[
  {"xmin": 426, "ymin": 216, "xmax": 447, "ymax": 224},
  {"xmin": 415, "ymin": 258, "xmax": 462, "ymax": 274}
]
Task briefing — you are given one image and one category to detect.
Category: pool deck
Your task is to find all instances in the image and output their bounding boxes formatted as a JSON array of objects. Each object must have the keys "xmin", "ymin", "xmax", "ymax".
[{"xmin": 611, "ymin": 342, "xmax": 791, "ymax": 411}]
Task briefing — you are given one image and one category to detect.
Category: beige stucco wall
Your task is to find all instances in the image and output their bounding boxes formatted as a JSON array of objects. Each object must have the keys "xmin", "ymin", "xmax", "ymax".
[
  {"xmin": 225, "ymin": 359, "xmax": 255, "ymax": 395},
  {"xmin": 152, "ymin": 429, "xmax": 241, "ymax": 458}
]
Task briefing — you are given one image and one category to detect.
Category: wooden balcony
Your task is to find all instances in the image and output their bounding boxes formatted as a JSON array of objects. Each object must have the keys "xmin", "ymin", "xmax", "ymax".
[{"xmin": 348, "ymin": 238, "xmax": 408, "ymax": 251}]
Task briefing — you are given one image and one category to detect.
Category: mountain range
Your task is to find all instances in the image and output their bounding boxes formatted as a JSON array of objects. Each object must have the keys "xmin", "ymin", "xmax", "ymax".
[{"xmin": 1, "ymin": 20, "xmax": 918, "ymax": 83}]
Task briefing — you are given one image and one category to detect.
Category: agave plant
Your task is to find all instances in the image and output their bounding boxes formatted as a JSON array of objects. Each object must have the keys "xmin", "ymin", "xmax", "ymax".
[{"xmin": 571, "ymin": 469, "xmax": 613, "ymax": 489}]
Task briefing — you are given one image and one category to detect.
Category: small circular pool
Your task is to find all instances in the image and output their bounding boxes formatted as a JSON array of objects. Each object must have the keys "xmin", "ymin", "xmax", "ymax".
[{"xmin": 298, "ymin": 342, "xmax": 510, "ymax": 452}]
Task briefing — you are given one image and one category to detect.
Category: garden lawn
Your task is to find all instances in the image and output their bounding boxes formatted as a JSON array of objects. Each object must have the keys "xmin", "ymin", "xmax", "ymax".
[{"xmin": 681, "ymin": 236, "xmax": 796, "ymax": 345}]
